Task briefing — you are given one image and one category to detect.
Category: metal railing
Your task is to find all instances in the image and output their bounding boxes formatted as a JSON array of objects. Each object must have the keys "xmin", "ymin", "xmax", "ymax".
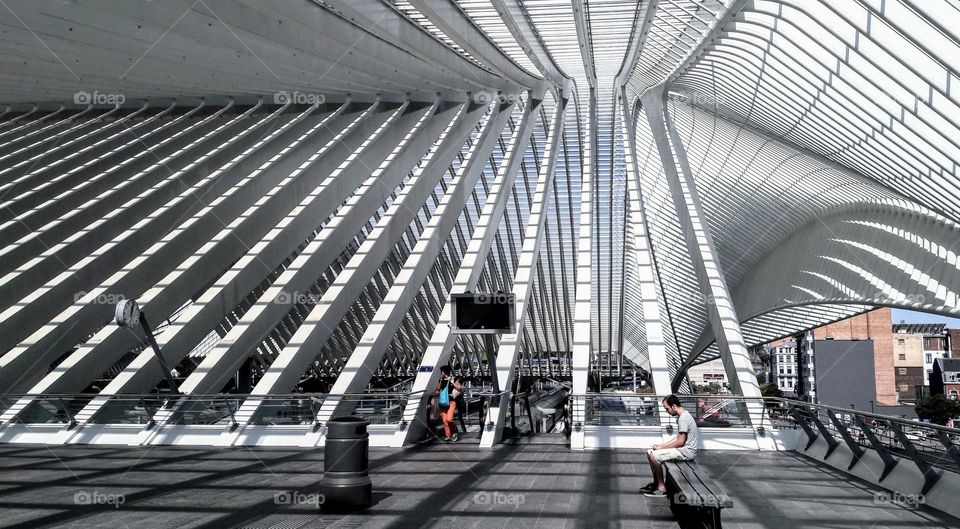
[
  {"xmin": 251, "ymin": 393, "xmax": 411, "ymax": 426},
  {"xmin": 573, "ymin": 393, "xmax": 761, "ymax": 428},
  {"xmin": 4, "ymin": 390, "xmax": 959, "ymax": 474},
  {"xmin": 420, "ymin": 390, "xmax": 511, "ymax": 432},
  {"xmin": 0, "ymin": 389, "xmax": 508, "ymax": 429},
  {"xmin": 777, "ymin": 398, "xmax": 960, "ymax": 491},
  {"xmin": 0, "ymin": 393, "xmax": 414, "ymax": 428},
  {"xmin": 1, "ymin": 393, "xmax": 113, "ymax": 426},
  {"xmin": 570, "ymin": 392, "xmax": 960, "ymax": 489}
]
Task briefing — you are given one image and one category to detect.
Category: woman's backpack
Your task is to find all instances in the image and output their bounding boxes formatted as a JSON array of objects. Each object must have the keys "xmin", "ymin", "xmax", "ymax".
[{"xmin": 439, "ymin": 383, "xmax": 450, "ymax": 407}]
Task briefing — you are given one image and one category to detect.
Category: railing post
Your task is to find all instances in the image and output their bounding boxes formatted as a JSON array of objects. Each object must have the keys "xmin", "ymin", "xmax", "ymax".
[
  {"xmin": 524, "ymin": 394, "xmax": 535, "ymax": 434},
  {"xmin": 888, "ymin": 421, "xmax": 942, "ymax": 494},
  {"xmin": 222, "ymin": 398, "xmax": 239, "ymax": 432},
  {"xmin": 855, "ymin": 416, "xmax": 898, "ymax": 482},
  {"xmin": 803, "ymin": 406, "xmax": 840, "ymax": 458},
  {"xmin": 789, "ymin": 404, "xmax": 819, "ymax": 450},
  {"xmin": 935, "ymin": 430, "xmax": 960, "ymax": 470},
  {"xmin": 139, "ymin": 397, "xmax": 157, "ymax": 429},
  {"xmin": 571, "ymin": 394, "xmax": 585, "ymax": 441},
  {"xmin": 56, "ymin": 398, "xmax": 77, "ymax": 429},
  {"xmin": 311, "ymin": 398, "xmax": 323, "ymax": 432},
  {"xmin": 827, "ymin": 410, "xmax": 865, "ymax": 470}
]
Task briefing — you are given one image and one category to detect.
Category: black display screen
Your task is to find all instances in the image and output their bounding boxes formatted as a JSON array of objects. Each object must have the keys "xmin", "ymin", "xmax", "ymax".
[{"xmin": 451, "ymin": 293, "xmax": 515, "ymax": 333}]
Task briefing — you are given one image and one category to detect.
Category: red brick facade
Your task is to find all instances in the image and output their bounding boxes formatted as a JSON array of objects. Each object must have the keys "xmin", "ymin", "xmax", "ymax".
[{"xmin": 950, "ymin": 329, "xmax": 960, "ymax": 359}]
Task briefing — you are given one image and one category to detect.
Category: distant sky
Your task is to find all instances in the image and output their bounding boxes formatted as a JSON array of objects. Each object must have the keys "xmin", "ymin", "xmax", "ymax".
[{"xmin": 891, "ymin": 308, "xmax": 960, "ymax": 328}]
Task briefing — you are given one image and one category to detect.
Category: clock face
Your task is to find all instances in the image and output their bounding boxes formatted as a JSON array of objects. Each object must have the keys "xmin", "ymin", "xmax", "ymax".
[{"xmin": 115, "ymin": 299, "xmax": 140, "ymax": 328}]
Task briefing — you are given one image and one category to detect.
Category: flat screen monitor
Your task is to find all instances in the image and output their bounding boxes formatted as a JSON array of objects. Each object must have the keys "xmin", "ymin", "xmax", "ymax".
[{"xmin": 450, "ymin": 293, "xmax": 515, "ymax": 334}]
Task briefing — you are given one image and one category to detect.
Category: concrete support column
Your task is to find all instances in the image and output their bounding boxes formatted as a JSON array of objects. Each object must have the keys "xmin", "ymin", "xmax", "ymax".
[
  {"xmin": 619, "ymin": 92, "xmax": 671, "ymax": 396},
  {"xmin": 640, "ymin": 86, "xmax": 760, "ymax": 400},
  {"xmin": 479, "ymin": 98, "xmax": 566, "ymax": 448},
  {"xmin": 570, "ymin": 93, "xmax": 595, "ymax": 451}
]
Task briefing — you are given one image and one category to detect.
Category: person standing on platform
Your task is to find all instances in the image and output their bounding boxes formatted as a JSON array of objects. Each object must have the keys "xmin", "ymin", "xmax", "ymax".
[{"xmin": 436, "ymin": 365, "xmax": 463, "ymax": 442}]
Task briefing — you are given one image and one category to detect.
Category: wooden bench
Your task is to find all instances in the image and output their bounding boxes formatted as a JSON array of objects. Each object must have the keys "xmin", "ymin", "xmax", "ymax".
[{"xmin": 663, "ymin": 460, "xmax": 733, "ymax": 529}]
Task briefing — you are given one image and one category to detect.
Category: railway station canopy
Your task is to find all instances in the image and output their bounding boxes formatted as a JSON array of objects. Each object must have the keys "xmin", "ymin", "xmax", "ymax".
[{"xmin": 0, "ymin": 0, "xmax": 959, "ymax": 437}]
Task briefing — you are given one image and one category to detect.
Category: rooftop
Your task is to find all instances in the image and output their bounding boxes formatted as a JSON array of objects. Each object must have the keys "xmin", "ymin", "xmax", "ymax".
[
  {"xmin": 935, "ymin": 357, "xmax": 960, "ymax": 372},
  {"xmin": 893, "ymin": 323, "xmax": 948, "ymax": 335}
]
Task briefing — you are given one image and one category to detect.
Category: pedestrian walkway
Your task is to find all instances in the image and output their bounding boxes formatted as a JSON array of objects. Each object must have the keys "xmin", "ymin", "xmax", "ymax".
[{"xmin": 0, "ymin": 442, "xmax": 955, "ymax": 528}]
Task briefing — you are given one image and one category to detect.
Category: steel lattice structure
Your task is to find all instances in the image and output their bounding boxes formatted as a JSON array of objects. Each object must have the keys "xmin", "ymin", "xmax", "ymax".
[{"xmin": 0, "ymin": 0, "xmax": 958, "ymax": 446}]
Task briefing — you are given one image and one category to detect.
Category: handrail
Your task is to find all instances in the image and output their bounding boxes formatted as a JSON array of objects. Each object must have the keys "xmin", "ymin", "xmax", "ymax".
[
  {"xmin": 568, "ymin": 394, "xmax": 960, "ymax": 435},
  {"xmin": 777, "ymin": 398, "xmax": 960, "ymax": 436},
  {"xmin": 6, "ymin": 392, "xmax": 958, "ymax": 436}
]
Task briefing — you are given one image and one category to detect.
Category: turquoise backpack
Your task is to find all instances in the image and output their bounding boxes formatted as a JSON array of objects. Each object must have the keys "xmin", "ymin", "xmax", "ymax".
[{"xmin": 439, "ymin": 383, "xmax": 450, "ymax": 406}]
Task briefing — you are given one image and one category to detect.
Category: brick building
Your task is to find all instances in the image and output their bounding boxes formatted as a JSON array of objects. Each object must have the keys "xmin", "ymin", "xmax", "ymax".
[
  {"xmin": 931, "ymin": 358, "xmax": 960, "ymax": 399},
  {"xmin": 891, "ymin": 332, "xmax": 924, "ymax": 402},
  {"xmin": 812, "ymin": 308, "xmax": 896, "ymax": 405},
  {"xmin": 950, "ymin": 329, "xmax": 960, "ymax": 359},
  {"xmin": 891, "ymin": 323, "xmax": 950, "ymax": 401},
  {"xmin": 687, "ymin": 358, "xmax": 728, "ymax": 391}
]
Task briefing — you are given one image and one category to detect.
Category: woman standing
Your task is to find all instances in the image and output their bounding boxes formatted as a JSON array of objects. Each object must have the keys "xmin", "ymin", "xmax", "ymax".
[{"xmin": 436, "ymin": 365, "xmax": 462, "ymax": 442}]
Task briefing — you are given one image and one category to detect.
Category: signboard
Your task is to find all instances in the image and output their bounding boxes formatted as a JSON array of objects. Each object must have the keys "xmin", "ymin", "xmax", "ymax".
[{"xmin": 450, "ymin": 292, "xmax": 515, "ymax": 334}]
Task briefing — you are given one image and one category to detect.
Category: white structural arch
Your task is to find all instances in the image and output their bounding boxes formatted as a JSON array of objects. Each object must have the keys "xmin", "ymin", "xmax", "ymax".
[{"xmin": 0, "ymin": 0, "xmax": 958, "ymax": 447}]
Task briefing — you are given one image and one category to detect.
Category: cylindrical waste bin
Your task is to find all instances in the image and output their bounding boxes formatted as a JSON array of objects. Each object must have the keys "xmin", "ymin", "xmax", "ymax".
[{"xmin": 321, "ymin": 416, "xmax": 371, "ymax": 511}]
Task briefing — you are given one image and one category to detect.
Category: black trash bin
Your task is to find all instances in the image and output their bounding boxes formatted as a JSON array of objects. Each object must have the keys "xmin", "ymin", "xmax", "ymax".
[{"xmin": 321, "ymin": 416, "xmax": 372, "ymax": 511}]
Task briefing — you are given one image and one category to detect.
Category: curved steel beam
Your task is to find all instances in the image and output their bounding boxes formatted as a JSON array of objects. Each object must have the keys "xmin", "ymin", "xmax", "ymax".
[
  {"xmin": 406, "ymin": 0, "xmax": 549, "ymax": 94},
  {"xmin": 489, "ymin": 0, "xmax": 571, "ymax": 92}
]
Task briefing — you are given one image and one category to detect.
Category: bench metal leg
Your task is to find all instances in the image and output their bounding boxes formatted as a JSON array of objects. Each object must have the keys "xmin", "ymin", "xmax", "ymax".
[
  {"xmin": 709, "ymin": 507, "xmax": 722, "ymax": 529},
  {"xmin": 688, "ymin": 507, "xmax": 722, "ymax": 529}
]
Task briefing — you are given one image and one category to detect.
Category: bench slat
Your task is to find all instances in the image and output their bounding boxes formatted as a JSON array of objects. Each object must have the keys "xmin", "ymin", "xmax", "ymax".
[
  {"xmin": 667, "ymin": 462, "xmax": 706, "ymax": 507},
  {"xmin": 679, "ymin": 462, "xmax": 724, "ymax": 508},
  {"xmin": 665, "ymin": 462, "xmax": 708, "ymax": 507},
  {"xmin": 664, "ymin": 461, "xmax": 733, "ymax": 509}
]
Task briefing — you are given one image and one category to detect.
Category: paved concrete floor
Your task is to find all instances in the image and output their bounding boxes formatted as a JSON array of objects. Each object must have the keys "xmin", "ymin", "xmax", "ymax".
[{"xmin": 0, "ymin": 438, "xmax": 956, "ymax": 528}]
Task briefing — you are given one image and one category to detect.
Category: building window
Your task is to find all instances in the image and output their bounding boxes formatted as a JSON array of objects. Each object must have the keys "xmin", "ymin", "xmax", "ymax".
[
  {"xmin": 926, "ymin": 353, "xmax": 932, "ymax": 364},
  {"xmin": 899, "ymin": 368, "xmax": 908, "ymax": 375},
  {"xmin": 950, "ymin": 390, "xmax": 959, "ymax": 400},
  {"xmin": 899, "ymin": 384, "xmax": 909, "ymax": 392},
  {"xmin": 924, "ymin": 338, "xmax": 931, "ymax": 349},
  {"xmin": 899, "ymin": 353, "xmax": 906, "ymax": 361}
]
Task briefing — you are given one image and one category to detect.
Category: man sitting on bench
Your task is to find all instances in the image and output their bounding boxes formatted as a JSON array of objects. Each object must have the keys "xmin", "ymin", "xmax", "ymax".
[{"xmin": 642, "ymin": 394, "xmax": 700, "ymax": 497}]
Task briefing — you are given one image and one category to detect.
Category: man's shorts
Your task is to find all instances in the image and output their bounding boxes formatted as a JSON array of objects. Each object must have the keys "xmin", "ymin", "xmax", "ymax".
[{"xmin": 647, "ymin": 448, "xmax": 692, "ymax": 463}]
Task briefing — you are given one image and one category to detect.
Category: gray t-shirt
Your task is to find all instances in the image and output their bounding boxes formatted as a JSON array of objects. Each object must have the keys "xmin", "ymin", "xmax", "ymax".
[{"xmin": 677, "ymin": 410, "xmax": 699, "ymax": 458}]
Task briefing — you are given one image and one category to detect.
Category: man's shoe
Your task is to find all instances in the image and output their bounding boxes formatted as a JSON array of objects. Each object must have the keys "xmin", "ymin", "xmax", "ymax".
[
  {"xmin": 452, "ymin": 433, "xmax": 460, "ymax": 442},
  {"xmin": 643, "ymin": 489, "xmax": 667, "ymax": 498},
  {"xmin": 443, "ymin": 436, "xmax": 451, "ymax": 442},
  {"xmin": 639, "ymin": 482, "xmax": 657, "ymax": 493}
]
